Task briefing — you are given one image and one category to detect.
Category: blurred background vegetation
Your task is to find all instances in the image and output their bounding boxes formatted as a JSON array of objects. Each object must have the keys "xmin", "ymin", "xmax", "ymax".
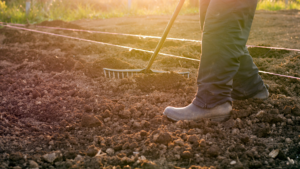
[{"xmin": 0, "ymin": 0, "xmax": 300, "ymax": 24}]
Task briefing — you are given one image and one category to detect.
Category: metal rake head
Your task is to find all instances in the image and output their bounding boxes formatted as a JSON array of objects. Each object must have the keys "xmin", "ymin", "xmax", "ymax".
[{"xmin": 103, "ymin": 68, "xmax": 189, "ymax": 79}]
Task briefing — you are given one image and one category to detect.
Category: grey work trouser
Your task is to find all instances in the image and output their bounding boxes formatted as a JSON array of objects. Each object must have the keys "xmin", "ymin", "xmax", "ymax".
[{"xmin": 192, "ymin": 0, "xmax": 266, "ymax": 108}]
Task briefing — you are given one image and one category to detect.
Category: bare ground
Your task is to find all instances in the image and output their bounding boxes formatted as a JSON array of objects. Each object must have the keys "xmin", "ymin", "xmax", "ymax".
[{"xmin": 0, "ymin": 10, "xmax": 300, "ymax": 169}]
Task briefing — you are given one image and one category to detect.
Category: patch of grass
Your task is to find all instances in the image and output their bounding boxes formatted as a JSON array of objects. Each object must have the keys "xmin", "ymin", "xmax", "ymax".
[
  {"xmin": 1, "ymin": 0, "xmax": 300, "ymax": 24},
  {"xmin": 257, "ymin": 0, "xmax": 300, "ymax": 11},
  {"xmin": 0, "ymin": 0, "xmax": 199, "ymax": 24}
]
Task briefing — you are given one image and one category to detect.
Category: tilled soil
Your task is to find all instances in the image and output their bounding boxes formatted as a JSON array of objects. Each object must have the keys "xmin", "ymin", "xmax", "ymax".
[{"xmin": 1, "ymin": 11, "xmax": 300, "ymax": 169}]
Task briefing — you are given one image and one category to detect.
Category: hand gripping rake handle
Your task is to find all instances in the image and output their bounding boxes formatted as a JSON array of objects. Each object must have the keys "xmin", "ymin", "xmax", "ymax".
[{"xmin": 144, "ymin": 0, "xmax": 185, "ymax": 73}]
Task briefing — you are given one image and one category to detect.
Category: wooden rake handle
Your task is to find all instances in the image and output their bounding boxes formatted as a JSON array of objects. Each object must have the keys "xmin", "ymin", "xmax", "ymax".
[{"xmin": 144, "ymin": 0, "xmax": 186, "ymax": 72}]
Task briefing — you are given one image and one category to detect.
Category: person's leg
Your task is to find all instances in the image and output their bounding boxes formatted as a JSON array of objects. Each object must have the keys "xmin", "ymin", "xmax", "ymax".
[
  {"xmin": 164, "ymin": 0, "xmax": 261, "ymax": 121},
  {"xmin": 200, "ymin": 0, "xmax": 211, "ymax": 31},
  {"xmin": 231, "ymin": 47, "xmax": 268, "ymax": 100},
  {"xmin": 193, "ymin": 0, "xmax": 259, "ymax": 108}
]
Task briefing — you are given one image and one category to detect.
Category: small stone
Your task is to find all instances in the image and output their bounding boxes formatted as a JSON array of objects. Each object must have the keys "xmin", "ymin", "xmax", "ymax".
[
  {"xmin": 285, "ymin": 138, "xmax": 293, "ymax": 144},
  {"xmin": 269, "ymin": 149, "xmax": 279, "ymax": 158},
  {"xmin": 217, "ymin": 156, "xmax": 226, "ymax": 161},
  {"xmin": 103, "ymin": 117, "xmax": 110, "ymax": 123},
  {"xmin": 81, "ymin": 115, "xmax": 103, "ymax": 128},
  {"xmin": 133, "ymin": 121, "xmax": 141, "ymax": 128},
  {"xmin": 256, "ymin": 110, "xmax": 266, "ymax": 118},
  {"xmin": 181, "ymin": 151, "xmax": 193, "ymax": 159},
  {"xmin": 49, "ymin": 140, "xmax": 54, "ymax": 145},
  {"xmin": 287, "ymin": 119, "xmax": 293, "ymax": 125},
  {"xmin": 139, "ymin": 156, "xmax": 146, "ymax": 160},
  {"xmin": 106, "ymin": 148, "xmax": 114, "ymax": 156},
  {"xmin": 42, "ymin": 151, "xmax": 62, "ymax": 163},
  {"xmin": 119, "ymin": 110, "xmax": 131, "ymax": 119},
  {"xmin": 153, "ymin": 133, "xmax": 159, "ymax": 141},
  {"xmin": 28, "ymin": 160, "xmax": 39, "ymax": 169},
  {"xmin": 235, "ymin": 118, "xmax": 243, "ymax": 128},
  {"xmin": 232, "ymin": 128, "xmax": 240, "ymax": 135},
  {"xmin": 74, "ymin": 155, "xmax": 83, "ymax": 161},
  {"xmin": 86, "ymin": 145, "xmax": 99, "ymax": 157},
  {"xmin": 174, "ymin": 154, "xmax": 181, "ymax": 160},
  {"xmin": 287, "ymin": 157, "xmax": 295, "ymax": 165},
  {"xmin": 230, "ymin": 160, "xmax": 237, "ymax": 165}
]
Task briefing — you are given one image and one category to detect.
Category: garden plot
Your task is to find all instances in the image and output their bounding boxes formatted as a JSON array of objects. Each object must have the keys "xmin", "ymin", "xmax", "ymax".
[{"xmin": 0, "ymin": 10, "xmax": 300, "ymax": 169}]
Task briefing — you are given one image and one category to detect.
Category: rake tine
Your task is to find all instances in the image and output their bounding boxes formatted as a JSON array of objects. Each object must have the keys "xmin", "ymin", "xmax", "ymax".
[{"xmin": 103, "ymin": 69, "xmax": 189, "ymax": 79}]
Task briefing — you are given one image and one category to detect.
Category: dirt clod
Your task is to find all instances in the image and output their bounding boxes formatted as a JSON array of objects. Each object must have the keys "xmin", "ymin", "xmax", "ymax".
[
  {"xmin": 81, "ymin": 115, "xmax": 103, "ymax": 127},
  {"xmin": 292, "ymin": 105, "xmax": 300, "ymax": 116},
  {"xmin": 141, "ymin": 160, "xmax": 157, "ymax": 169},
  {"xmin": 9, "ymin": 152, "xmax": 24, "ymax": 166},
  {"xmin": 187, "ymin": 135, "xmax": 199, "ymax": 144},
  {"xmin": 86, "ymin": 145, "xmax": 98, "ymax": 157},
  {"xmin": 207, "ymin": 145, "xmax": 220, "ymax": 158},
  {"xmin": 181, "ymin": 151, "xmax": 193, "ymax": 159},
  {"xmin": 153, "ymin": 132, "xmax": 172, "ymax": 145}
]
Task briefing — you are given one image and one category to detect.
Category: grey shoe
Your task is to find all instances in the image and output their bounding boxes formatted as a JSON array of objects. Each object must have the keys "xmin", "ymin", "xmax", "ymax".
[
  {"xmin": 252, "ymin": 86, "xmax": 269, "ymax": 100},
  {"xmin": 163, "ymin": 102, "xmax": 232, "ymax": 122},
  {"xmin": 233, "ymin": 85, "xmax": 269, "ymax": 101}
]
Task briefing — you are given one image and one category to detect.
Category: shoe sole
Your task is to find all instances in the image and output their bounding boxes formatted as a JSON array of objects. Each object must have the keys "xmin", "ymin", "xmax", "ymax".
[
  {"xmin": 232, "ymin": 85, "xmax": 269, "ymax": 101},
  {"xmin": 166, "ymin": 113, "xmax": 230, "ymax": 122}
]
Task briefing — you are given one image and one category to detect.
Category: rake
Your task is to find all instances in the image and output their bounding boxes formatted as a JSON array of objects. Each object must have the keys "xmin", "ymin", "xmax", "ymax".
[{"xmin": 103, "ymin": 0, "xmax": 189, "ymax": 79}]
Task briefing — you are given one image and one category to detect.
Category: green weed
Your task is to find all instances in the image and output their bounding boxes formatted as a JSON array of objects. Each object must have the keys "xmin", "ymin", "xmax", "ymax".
[
  {"xmin": 0, "ymin": 0, "xmax": 300, "ymax": 24},
  {"xmin": 257, "ymin": 0, "xmax": 300, "ymax": 11}
]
